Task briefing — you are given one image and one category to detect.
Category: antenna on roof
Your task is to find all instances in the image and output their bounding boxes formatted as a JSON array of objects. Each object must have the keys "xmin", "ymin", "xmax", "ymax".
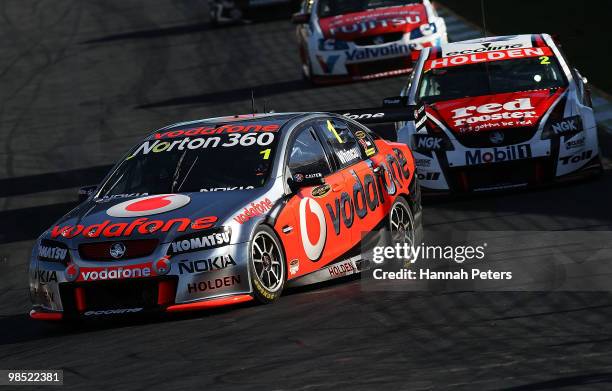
[
  {"xmin": 251, "ymin": 89, "xmax": 257, "ymax": 116},
  {"xmin": 480, "ymin": 0, "xmax": 488, "ymax": 38}
]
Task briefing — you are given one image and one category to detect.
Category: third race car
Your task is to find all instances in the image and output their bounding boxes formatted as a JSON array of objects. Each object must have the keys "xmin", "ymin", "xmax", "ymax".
[
  {"xmin": 293, "ymin": 0, "xmax": 447, "ymax": 84},
  {"xmin": 390, "ymin": 34, "xmax": 602, "ymax": 193}
]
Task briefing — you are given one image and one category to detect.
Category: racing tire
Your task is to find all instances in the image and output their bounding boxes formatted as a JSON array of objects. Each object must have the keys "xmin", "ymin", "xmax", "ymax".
[
  {"xmin": 301, "ymin": 58, "xmax": 315, "ymax": 86},
  {"xmin": 389, "ymin": 197, "xmax": 416, "ymax": 247},
  {"xmin": 386, "ymin": 197, "xmax": 416, "ymax": 269},
  {"xmin": 299, "ymin": 46, "xmax": 320, "ymax": 87},
  {"xmin": 249, "ymin": 225, "xmax": 286, "ymax": 304}
]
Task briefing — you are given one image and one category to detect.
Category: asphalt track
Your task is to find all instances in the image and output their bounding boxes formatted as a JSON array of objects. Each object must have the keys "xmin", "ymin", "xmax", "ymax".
[{"xmin": 1, "ymin": 1, "xmax": 612, "ymax": 390}]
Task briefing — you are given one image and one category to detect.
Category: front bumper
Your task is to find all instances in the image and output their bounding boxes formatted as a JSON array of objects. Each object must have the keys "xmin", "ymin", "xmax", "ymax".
[
  {"xmin": 416, "ymin": 153, "xmax": 602, "ymax": 195},
  {"xmin": 309, "ymin": 31, "xmax": 446, "ymax": 84},
  {"xmin": 30, "ymin": 294, "xmax": 254, "ymax": 320},
  {"xmin": 29, "ymin": 241, "xmax": 255, "ymax": 320},
  {"xmin": 413, "ymin": 129, "xmax": 601, "ymax": 194}
]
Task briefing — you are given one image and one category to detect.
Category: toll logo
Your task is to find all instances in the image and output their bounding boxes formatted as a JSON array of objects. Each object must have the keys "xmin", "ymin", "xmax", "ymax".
[
  {"xmin": 299, "ymin": 197, "xmax": 327, "ymax": 261},
  {"xmin": 560, "ymin": 150, "xmax": 593, "ymax": 165},
  {"xmin": 107, "ymin": 194, "xmax": 190, "ymax": 218}
]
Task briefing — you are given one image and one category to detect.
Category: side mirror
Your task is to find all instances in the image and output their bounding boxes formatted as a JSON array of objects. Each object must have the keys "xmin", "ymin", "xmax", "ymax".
[
  {"xmin": 78, "ymin": 185, "xmax": 98, "ymax": 202},
  {"xmin": 383, "ymin": 96, "xmax": 409, "ymax": 107},
  {"xmin": 288, "ymin": 173, "xmax": 324, "ymax": 193},
  {"xmin": 574, "ymin": 68, "xmax": 588, "ymax": 85},
  {"xmin": 292, "ymin": 13, "xmax": 310, "ymax": 24}
]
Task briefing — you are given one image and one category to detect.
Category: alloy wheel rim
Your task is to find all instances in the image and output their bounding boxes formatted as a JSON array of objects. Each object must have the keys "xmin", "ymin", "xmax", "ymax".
[
  {"xmin": 390, "ymin": 202, "xmax": 415, "ymax": 248},
  {"xmin": 251, "ymin": 232, "xmax": 283, "ymax": 292}
]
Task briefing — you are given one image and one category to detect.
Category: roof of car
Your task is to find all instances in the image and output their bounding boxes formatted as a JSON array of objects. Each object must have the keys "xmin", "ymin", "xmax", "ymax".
[
  {"xmin": 141, "ymin": 113, "xmax": 312, "ymax": 140},
  {"xmin": 157, "ymin": 113, "xmax": 304, "ymax": 131}
]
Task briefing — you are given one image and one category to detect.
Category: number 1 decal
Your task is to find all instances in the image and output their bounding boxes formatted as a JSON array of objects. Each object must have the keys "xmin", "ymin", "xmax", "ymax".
[
  {"xmin": 326, "ymin": 120, "xmax": 343, "ymax": 143},
  {"xmin": 260, "ymin": 148, "xmax": 271, "ymax": 160}
]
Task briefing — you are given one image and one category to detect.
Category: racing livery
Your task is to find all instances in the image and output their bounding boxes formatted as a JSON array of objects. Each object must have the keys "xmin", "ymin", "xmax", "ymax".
[
  {"xmin": 29, "ymin": 113, "xmax": 421, "ymax": 320},
  {"xmin": 293, "ymin": 0, "xmax": 447, "ymax": 84},
  {"xmin": 391, "ymin": 34, "xmax": 602, "ymax": 193}
]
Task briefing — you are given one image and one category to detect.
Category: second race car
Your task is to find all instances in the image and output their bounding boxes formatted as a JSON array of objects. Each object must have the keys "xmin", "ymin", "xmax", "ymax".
[
  {"xmin": 389, "ymin": 34, "xmax": 602, "ymax": 194},
  {"xmin": 30, "ymin": 112, "xmax": 421, "ymax": 320}
]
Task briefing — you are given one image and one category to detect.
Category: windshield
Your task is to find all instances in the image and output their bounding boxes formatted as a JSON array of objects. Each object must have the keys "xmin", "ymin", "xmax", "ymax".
[
  {"xmin": 418, "ymin": 56, "xmax": 567, "ymax": 104},
  {"xmin": 98, "ymin": 131, "xmax": 279, "ymax": 197},
  {"xmin": 317, "ymin": 0, "xmax": 421, "ymax": 17}
]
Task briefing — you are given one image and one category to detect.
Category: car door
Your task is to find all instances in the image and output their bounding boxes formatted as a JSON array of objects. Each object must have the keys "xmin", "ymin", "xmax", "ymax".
[
  {"xmin": 313, "ymin": 118, "xmax": 389, "ymax": 249},
  {"xmin": 274, "ymin": 123, "xmax": 353, "ymax": 278}
]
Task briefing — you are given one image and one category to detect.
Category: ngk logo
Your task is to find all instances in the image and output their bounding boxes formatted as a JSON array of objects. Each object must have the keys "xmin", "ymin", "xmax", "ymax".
[
  {"xmin": 551, "ymin": 116, "xmax": 580, "ymax": 135},
  {"xmin": 416, "ymin": 136, "xmax": 442, "ymax": 150},
  {"xmin": 451, "ymin": 98, "xmax": 536, "ymax": 126}
]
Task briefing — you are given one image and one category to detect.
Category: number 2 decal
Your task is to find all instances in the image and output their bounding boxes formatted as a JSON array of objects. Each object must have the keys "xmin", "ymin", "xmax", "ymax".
[{"xmin": 539, "ymin": 56, "xmax": 550, "ymax": 65}]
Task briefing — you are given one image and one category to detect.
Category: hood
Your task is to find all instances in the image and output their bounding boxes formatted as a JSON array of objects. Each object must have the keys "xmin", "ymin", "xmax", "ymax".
[
  {"xmin": 426, "ymin": 88, "xmax": 566, "ymax": 135},
  {"xmin": 43, "ymin": 191, "xmax": 276, "ymax": 248},
  {"xmin": 319, "ymin": 4, "xmax": 428, "ymax": 40}
]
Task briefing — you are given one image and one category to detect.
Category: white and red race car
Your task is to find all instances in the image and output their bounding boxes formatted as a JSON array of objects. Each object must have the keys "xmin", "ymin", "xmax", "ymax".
[
  {"xmin": 293, "ymin": 0, "xmax": 447, "ymax": 84},
  {"xmin": 390, "ymin": 34, "xmax": 602, "ymax": 194}
]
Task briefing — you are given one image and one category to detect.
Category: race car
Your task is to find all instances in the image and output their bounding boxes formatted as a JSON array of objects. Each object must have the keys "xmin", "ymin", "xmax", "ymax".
[
  {"xmin": 209, "ymin": 0, "xmax": 298, "ymax": 25},
  {"xmin": 29, "ymin": 112, "xmax": 421, "ymax": 320},
  {"xmin": 292, "ymin": 0, "xmax": 447, "ymax": 84},
  {"xmin": 388, "ymin": 34, "xmax": 602, "ymax": 194}
]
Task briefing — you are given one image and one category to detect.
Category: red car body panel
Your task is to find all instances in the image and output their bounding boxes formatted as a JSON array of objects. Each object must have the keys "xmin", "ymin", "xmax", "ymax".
[{"xmin": 319, "ymin": 4, "xmax": 428, "ymax": 39}]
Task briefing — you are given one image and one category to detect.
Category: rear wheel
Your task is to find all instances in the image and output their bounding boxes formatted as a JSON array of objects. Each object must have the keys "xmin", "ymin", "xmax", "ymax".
[
  {"xmin": 389, "ymin": 197, "xmax": 415, "ymax": 248},
  {"xmin": 249, "ymin": 226, "xmax": 286, "ymax": 304},
  {"xmin": 386, "ymin": 197, "xmax": 416, "ymax": 269}
]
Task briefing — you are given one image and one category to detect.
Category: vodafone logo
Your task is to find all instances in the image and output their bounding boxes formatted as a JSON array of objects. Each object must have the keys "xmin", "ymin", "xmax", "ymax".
[
  {"xmin": 65, "ymin": 263, "xmax": 80, "ymax": 282},
  {"xmin": 107, "ymin": 194, "xmax": 190, "ymax": 218},
  {"xmin": 153, "ymin": 257, "xmax": 171, "ymax": 275},
  {"xmin": 299, "ymin": 197, "xmax": 327, "ymax": 261}
]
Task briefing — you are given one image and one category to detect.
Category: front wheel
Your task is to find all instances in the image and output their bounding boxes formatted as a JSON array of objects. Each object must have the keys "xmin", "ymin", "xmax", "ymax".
[{"xmin": 249, "ymin": 225, "xmax": 286, "ymax": 304}]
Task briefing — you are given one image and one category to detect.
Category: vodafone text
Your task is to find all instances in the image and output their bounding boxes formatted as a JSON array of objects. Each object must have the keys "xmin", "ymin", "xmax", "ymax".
[
  {"xmin": 51, "ymin": 216, "xmax": 218, "ymax": 239},
  {"xmin": 79, "ymin": 266, "xmax": 153, "ymax": 281},
  {"xmin": 154, "ymin": 124, "xmax": 280, "ymax": 139},
  {"xmin": 234, "ymin": 198, "xmax": 273, "ymax": 224},
  {"xmin": 326, "ymin": 150, "xmax": 411, "ymax": 235}
]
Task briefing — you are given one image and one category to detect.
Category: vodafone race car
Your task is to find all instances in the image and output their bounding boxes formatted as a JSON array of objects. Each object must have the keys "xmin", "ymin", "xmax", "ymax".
[
  {"xmin": 392, "ymin": 34, "xmax": 602, "ymax": 193},
  {"xmin": 30, "ymin": 113, "xmax": 421, "ymax": 320},
  {"xmin": 293, "ymin": 0, "xmax": 447, "ymax": 84}
]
